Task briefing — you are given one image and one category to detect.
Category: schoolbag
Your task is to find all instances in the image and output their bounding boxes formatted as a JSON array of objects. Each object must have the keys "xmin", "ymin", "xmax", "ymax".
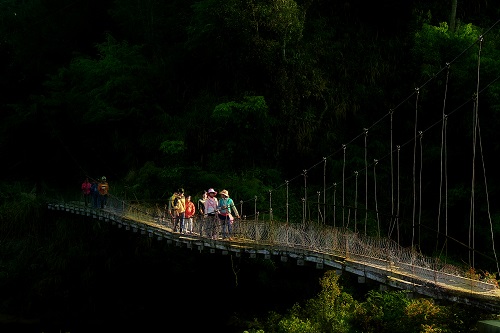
[{"xmin": 90, "ymin": 183, "xmax": 98, "ymax": 194}]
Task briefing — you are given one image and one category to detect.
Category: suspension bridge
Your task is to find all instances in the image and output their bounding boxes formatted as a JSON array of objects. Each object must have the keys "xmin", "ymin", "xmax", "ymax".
[
  {"xmin": 47, "ymin": 191, "xmax": 500, "ymax": 313},
  {"xmin": 47, "ymin": 23, "xmax": 500, "ymax": 314}
]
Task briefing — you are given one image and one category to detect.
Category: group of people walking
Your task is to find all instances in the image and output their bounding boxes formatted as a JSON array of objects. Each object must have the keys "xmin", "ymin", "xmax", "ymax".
[
  {"xmin": 81, "ymin": 178, "xmax": 240, "ymax": 240},
  {"xmin": 81, "ymin": 176, "xmax": 109, "ymax": 209},
  {"xmin": 167, "ymin": 187, "xmax": 240, "ymax": 240}
]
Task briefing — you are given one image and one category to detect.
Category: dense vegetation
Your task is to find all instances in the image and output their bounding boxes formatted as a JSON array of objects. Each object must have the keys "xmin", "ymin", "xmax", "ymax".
[
  {"xmin": 244, "ymin": 270, "xmax": 496, "ymax": 333},
  {"xmin": 0, "ymin": 187, "xmax": 496, "ymax": 332},
  {"xmin": 1, "ymin": 0, "xmax": 500, "ymax": 331}
]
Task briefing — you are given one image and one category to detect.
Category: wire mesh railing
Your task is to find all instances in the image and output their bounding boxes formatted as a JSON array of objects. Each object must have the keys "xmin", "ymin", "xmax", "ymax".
[{"xmin": 48, "ymin": 194, "xmax": 499, "ymax": 294}]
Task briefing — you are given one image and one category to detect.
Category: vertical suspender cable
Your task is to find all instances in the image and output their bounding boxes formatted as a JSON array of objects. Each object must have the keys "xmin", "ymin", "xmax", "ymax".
[
  {"xmin": 286, "ymin": 180, "xmax": 289, "ymax": 224},
  {"xmin": 373, "ymin": 159, "xmax": 380, "ymax": 237},
  {"xmin": 470, "ymin": 97, "xmax": 477, "ymax": 268},
  {"xmin": 444, "ymin": 115, "xmax": 448, "ymax": 259},
  {"xmin": 342, "ymin": 144, "xmax": 346, "ymax": 228},
  {"xmin": 323, "ymin": 157, "xmax": 326, "ymax": 225},
  {"xmin": 333, "ymin": 183, "xmax": 337, "ymax": 228},
  {"xmin": 390, "ymin": 109, "xmax": 395, "ymax": 233},
  {"xmin": 412, "ymin": 88, "xmax": 420, "ymax": 249},
  {"xmin": 470, "ymin": 35, "xmax": 499, "ymax": 272},
  {"xmin": 317, "ymin": 191, "xmax": 321, "ymax": 224},
  {"xmin": 303, "ymin": 170, "xmax": 307, "ymax": 225},
  {"xmin": 478, "ymin": 127, "xmax": 500, "ymax": 274},
  {"xmin": 354, "ymin": 171, "xmax": 359, "ymax": 233},
  {"xmin": 437, "ymin": 64, "xmax": 451, "ymax": 254},
  {"xmin": 364, "ymin": 128, "xmax": 369, "ymax": 235},
  {"xmin": 397, "ymin": 145, "xmax": 401, "ymax": 245},
  {"xmin": 469, "ymin": 36, "xmax": 484, "ymax": 268},
  {"xmin": 254, "ymin": 196, "xmax": 257, "ymax": 222},
  {"xmin": 477, "ymin": 112, "xmax": 500, "ymax": 274},
  {"xmin": 269, "ymin": 190, "xmax": 272, "ymax": 222},
  {"xmin": 473, "ymin": 64, "xmax": 500, "ymax": 274},
  {"xmin": 417, "ymin": 131, "xmax": 423, "ymax": 249}
]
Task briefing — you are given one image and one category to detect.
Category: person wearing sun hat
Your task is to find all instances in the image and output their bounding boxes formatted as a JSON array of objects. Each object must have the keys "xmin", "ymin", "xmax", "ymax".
[
  {"xmin": 204, "ymin": 188, "xmax": 218, "ymax": 239},
  {"xmin": 217, "ymin": 189, "xmax": 240, "ymax": 240}
]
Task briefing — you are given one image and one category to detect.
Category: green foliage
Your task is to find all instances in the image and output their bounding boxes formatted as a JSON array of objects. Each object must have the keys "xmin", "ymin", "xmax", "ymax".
[
  {"xmin": 246, "ymin": 271, "xmax": 356, "ymax": 333},
  {"xmin": 302, "ymin": 271, "xmax": 357, "ymax": 333},
  {"xmin": 2, "ymin": 0, "xmax": 500, "ymax": 281},
  {"xmin": 159, "ymin": 140, "xmax": 186, "ymax": 156},
  {"xmin": 354, "ymin": 289, "xmax": 411, "ymax": 332},
  {"xmin": 413, "ymin": 22, "xmax": 483, "ymax": 77},
  {"xmin": 210, "ymin": 95, "xmax": 274, "ymax": 168},
  {"xmin": 245, "ymin": 269, "xmax": 496, "ymax": 333}
]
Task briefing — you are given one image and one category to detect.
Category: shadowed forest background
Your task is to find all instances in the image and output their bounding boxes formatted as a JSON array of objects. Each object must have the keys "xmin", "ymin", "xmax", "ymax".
[{"xmin": 1, "ymin": 0, "xmax": 500, "ymax": 331}]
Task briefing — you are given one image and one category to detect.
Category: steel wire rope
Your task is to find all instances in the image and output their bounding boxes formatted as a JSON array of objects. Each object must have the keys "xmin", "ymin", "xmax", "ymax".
[
  {"xmin": 268, "ymin": 85, "xmax": 441, "ymax": 227},
  {"xmin": 247, "ymin": 20, "xmax": 500, "ymax": 247},
  {"xmin": 319, "ymin": 72, "xmax": 500, "ymax": 245},
  {"xmin": 476, "ymin": 120, "xmax": 500, "ymax": 273},
  {"xmin": 373, "ymin": 159, "xmax": 381, "ymax": 237},
  {"xmin": 390, "ymin": 110, "xmax": 394, "ymax": 240},
  {"xmin": 436, "ymin": 64, "xmax": 451, "ymax": 256},
  {"xmin": 370, "ymin": 73, "xmax": 500, "ymax": 169},
  {"xmin": 45, "ymin": 13, "xmax": 500, "ymax": 209},
  {"xmin": 469, "ymin": 36, "xmax": 484, "ymax": 269},
  {"xmin": 469, "ymin": 35, "xmax": 499, "ymax": 273},
  {"xmin": 333, "ymin": 183, "xmax": 337, "ymax": 227},
  {"xmin": 354, "ymin": 170, "xmax": 358, "ymax": 233},
  {"xmin": 417, "ymin": 131, "xmax": 423, "ymax": 250},
  {"xmin": 302, "ymin": 170, "xmax": 307, "ymax": 225},
  {"xmin": 46, "ymin": 20, "xmax": 500, "ymax": 282},
  {"xmin": 272, "ymin": 85, "xmax": 431, "ymax": 233},
  {"xmin": 364, "ymin": 128, "xmax": 368, "ymax": 235},
  {"xmin": 132, "ymin": 187, "xmax": 499, "ymax": 267},
  {"xmin": 141, "ymin": 24, "xmax": 500, "ymax": 225},
  {"xmin": 396, "ymin": 145, "xmax": 400, "ymax": 244},
  {"xmin": 342, "ymin": 144, "xmax": 346, "ymax": 227},
  {"xmin": 418, "ymin": 219, "xmax": 499, "ymax": 265},
  {"xmin": 412, "ymin": 88, "xmax": 420, "ymax": 250},
  {"xmin": 367, "ymin": 72, "xmax": 500, "ymax": 252},
  {"xmin": 280, "ymin": 20, "xmax": 500, "ymax": 198},
  {"xmin": 359, "ymin": 71, "xmax": 500, "ymax": 178},
  {"xmin": 323, "ymin": 157, "xmax": 326, "ymax": 225}
]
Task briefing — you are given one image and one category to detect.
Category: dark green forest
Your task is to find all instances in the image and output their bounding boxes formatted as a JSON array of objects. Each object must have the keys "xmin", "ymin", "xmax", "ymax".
[{"xmin": 1, "ymin": 0, "xmax": 500, "ymax": 331}]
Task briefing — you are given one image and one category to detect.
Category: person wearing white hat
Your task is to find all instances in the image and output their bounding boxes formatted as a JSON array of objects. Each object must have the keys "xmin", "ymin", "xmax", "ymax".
[
  {"xmin": 217, "ymin": 189, "xmax": 240, "ymax": 240},
  {"xmin": 204, "ymin": 188, "xmax": 218, "ymax": 239}
]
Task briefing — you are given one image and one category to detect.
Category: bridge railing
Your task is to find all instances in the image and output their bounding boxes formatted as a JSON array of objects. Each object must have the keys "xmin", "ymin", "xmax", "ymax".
[{"xmin": 49, "ymin": 194, "xmax": 499, "ymax": 293}]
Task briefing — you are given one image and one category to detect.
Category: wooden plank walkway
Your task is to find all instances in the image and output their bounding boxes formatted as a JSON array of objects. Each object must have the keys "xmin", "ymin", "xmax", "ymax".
[{"xmin": 47, "ymin": 201, "xmax": 500, "ymax": 312}]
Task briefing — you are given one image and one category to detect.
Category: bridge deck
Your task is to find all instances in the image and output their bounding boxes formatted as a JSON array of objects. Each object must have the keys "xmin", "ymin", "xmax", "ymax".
[{"xmin": 47, "ymin": 201, "xmax": 500, "ymax": 312}]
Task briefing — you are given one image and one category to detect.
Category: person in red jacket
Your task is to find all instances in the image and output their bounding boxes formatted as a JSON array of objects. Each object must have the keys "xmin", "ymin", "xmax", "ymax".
[
  {"xmin": 81, "ymin": 178, "xmax": 91, "ymax": 207},
  {"xmin": 184, "ymin": 195, "xmax": 196, "ymax": 234}
]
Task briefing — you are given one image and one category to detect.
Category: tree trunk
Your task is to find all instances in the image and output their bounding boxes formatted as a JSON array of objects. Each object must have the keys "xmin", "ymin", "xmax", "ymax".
[{"xmin": 450, "ymin": 0, "xmax": 458, "ymax": 32}]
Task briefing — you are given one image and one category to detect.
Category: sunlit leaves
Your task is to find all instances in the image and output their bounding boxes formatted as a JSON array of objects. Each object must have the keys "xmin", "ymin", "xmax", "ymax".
[{"xmin": 246, "ymin": 269, "xmax": 490, "ymax": 333}]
